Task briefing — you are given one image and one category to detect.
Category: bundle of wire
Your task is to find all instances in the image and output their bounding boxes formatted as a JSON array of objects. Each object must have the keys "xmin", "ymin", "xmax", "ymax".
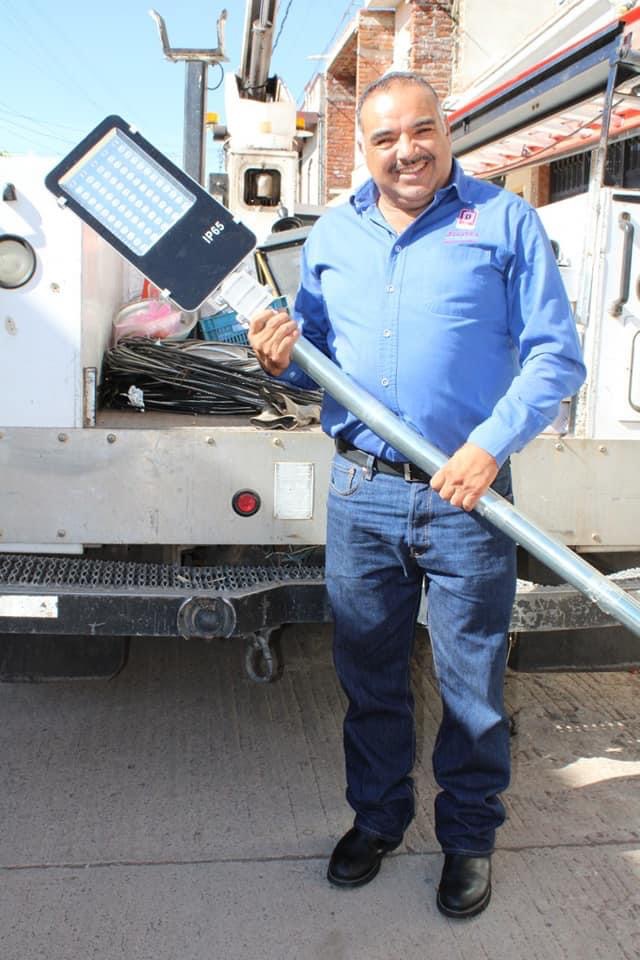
[{"xmin": 101, "ymin": 339, "xmax": 323, "ymax": 415}]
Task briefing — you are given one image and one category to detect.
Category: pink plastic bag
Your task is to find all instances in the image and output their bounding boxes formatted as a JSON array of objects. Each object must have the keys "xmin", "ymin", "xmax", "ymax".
[{"xmin": 113, "ymin": 299, "xmax": 194, "ymax": 344}]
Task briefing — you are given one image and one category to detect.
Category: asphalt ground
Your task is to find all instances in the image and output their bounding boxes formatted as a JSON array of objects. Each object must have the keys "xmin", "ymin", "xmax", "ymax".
[{"xmin": 1, "ymin": 625, "xmax": 639, "ymax": 960}]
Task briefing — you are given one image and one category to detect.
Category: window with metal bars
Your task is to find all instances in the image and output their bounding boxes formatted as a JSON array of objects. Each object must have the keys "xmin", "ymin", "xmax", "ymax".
[
  {"xmin": 549, "ymin": 153, "xmax": 591, "ymax": 201},
  {"xmin": 549, "ymin": 136, "xmax": 640, "ymax": 201},
  {"xmin": 603, "ymin": 136, "xmax": 640, "ymax": 187}
]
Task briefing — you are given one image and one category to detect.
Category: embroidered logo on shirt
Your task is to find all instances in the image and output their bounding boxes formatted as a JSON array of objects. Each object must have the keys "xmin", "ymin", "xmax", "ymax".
[
  {"xmin": 445, "ymin": 207, "xmax": 480, "ymax": 243},
  {"xmin": 456, "ymin": 208, "xmax": 478, "ymax": 230}
]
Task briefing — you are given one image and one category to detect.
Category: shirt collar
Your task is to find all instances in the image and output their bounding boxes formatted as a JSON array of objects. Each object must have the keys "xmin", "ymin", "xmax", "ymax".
[{"xmin": 351, "ymin": 158, "xmax": 475, "ymax": 214}]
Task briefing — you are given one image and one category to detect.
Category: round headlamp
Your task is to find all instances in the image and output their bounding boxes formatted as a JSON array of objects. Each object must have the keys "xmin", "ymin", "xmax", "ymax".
[{"xmin": 0, "ymin": 234, "xmax": 37, "ymax": 289}]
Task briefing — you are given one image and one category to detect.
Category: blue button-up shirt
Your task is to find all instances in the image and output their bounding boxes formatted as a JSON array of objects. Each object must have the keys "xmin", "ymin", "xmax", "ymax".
[{"xmin": 280, "ymin": 159, "xmax": 586, "ymax": 465}]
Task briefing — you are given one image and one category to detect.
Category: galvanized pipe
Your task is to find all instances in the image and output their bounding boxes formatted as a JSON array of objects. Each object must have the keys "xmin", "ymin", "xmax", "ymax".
[
  {"xmin": 290, "ymin": 337, "xmax": 640, "ymax": 638},
  {"xmin": 183, "ymin": 61, "xmax": 207, "ymax": 186}
]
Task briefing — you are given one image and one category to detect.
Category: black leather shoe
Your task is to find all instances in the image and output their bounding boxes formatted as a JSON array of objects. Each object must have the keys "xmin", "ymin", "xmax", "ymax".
[
  {"xmin": 436, "ymin": 854, "xmax": 492, "ymax": 918},
  {"xmin": 327, "ymin": 827, "xmax": 401, "ymax": 888}
]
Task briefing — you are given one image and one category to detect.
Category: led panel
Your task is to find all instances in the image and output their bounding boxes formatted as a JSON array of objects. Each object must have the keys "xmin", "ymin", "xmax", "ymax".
[
  {"xmin": 59, "ymin": 128, "xmax": 196, "ymax": 257},
  {"xmin": 45, "ymin": 115, "xmax": 257, "ymax": 311}
]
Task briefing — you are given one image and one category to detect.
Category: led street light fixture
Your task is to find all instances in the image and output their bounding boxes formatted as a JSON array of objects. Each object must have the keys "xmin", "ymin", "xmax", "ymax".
[{"xmin": 45, "ymin": 116, "xmax": 257, "ymax": 311}]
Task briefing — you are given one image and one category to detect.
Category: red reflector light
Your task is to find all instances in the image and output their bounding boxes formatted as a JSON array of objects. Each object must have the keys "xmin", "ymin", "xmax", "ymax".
[{"xmin": 232, "ymin": 489, "xmax": 261, "ymax": 517}]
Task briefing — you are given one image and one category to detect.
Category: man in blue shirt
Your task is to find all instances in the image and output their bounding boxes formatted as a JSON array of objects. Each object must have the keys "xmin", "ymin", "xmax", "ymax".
[{"xmin": 249, "ymin": 72, "xmax": 585, "ymax": 918}]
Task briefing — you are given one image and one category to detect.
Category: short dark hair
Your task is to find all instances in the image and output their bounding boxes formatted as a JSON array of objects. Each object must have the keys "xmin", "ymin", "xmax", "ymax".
[{"xmin": 356, "ymin": 71, "xmax": 444, "ymax": 133}]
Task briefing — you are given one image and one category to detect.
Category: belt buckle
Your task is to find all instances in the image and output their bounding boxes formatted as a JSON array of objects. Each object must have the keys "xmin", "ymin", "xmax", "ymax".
[{"xmin": 403, "ymin": 461, "xmax": 427, "ymax": 483}]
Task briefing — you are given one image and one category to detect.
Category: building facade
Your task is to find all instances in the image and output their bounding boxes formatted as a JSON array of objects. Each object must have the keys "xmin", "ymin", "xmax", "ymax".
[{"xmin": 300, "ymin": 0, "xmax": 639, "ymax": 207}]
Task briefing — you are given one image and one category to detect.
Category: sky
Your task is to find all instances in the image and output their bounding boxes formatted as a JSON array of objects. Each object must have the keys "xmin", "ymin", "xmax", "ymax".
[{"xmin": 0, "ymin": 0, "xmax": 364, "ymax": 171}]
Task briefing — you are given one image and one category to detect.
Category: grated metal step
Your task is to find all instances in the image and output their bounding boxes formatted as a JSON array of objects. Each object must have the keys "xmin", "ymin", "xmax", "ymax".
[
  {"xmin": 0, "ymin": 553, "xmax": 329, "ymax": 641},
  {"xmin": 1, "ymin": 554, "xmax": 639, "ymax": 648},
  {"xmin": 0, "ymin": 553, "xmax": 324, "ymax": 594}
]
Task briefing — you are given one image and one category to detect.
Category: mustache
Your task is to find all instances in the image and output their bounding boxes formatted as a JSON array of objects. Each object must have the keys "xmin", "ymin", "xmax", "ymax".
[{"xmin": 392, "ymin": 153, "xmax": 433, "ymax": 173}]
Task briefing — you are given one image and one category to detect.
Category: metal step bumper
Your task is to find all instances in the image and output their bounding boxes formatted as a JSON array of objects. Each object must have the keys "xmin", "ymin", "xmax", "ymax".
[{"xmin": 0, "ymin": 553, "xmax": 639, "ymax": 639}]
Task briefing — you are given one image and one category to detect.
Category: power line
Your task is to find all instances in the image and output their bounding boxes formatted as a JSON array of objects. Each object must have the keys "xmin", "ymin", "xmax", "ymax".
[
  {"xmin": 0, "ymin": 103, "xmax": 180, "ymax": 160},
  {"xmin": 207, "ymin": 62, "xmax": 225, "ymax": 92},
  {"xmin": 0, "ymin": 0, "xmax": 110, "ymax": 115},
  {"xmin": 0, "ymin": 102, "xmax": 88, "ymax": 134},
  {"xmin": 295, "ymin": 0, "xmax": 364, "ymax": 102},
  {"xmin": 322, "ymin": 0, "xmax": 362, "ymax": 57},
  {"xmin": 28, "ymin": 0, "xmax": 141, "ymax": 121},
  {"xmin": 0, "ymin": 115, "xmax": 77, "ymax": 147},
  {"xmin": 272, "ymin": 0, "xmax": 295, "ymax": 52}
]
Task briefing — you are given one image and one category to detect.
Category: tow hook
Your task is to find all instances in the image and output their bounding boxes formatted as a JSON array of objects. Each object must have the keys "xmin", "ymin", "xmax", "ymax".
[{"xmin": 244, "ymin": 628, "xmax": 283, "ymax": 683}]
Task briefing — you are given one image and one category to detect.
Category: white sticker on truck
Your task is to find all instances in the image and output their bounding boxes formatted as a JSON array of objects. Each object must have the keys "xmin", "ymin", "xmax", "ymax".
[
  {"xmin": 0, "ymin": 596, "xmax": 59, "ymax": 618},
  {"xmin": 274, "ymin": 462, "xmax": 314, "ymax": 520}
]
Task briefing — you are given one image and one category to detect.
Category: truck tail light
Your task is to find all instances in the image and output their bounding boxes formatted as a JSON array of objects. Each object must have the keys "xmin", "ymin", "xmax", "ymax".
[{"xmin": 232, "ymin": 490, "xmax": 261, "ymax": 517}]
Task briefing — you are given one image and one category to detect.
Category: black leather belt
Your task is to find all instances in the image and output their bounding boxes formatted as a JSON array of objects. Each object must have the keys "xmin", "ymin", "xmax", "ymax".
[{"xmin": 335, "ymin": 437, "xmax": 431, "ymax": 483}]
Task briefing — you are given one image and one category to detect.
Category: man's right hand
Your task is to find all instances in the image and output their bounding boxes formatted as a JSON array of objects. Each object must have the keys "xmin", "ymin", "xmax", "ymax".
[{"xmin": 248, "ymin": 309, "xmax": 300, "ymax": 376}]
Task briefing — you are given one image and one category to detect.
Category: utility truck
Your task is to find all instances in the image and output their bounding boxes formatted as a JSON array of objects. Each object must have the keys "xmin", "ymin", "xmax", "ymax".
[{"xmin": 0, "ymin": 3, "xmax": 639, "ymax": 682}]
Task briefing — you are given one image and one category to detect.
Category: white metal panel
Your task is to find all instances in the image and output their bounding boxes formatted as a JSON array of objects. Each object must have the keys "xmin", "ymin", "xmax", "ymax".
[
  {"xmin": 0, "ymin": 156, "xmax": 82, "ymax": 427},
  {"xmin": 0, "ymin": 424, "xmax": 637, "ymax": 551},
  {"xmin": 80, "ymin": 225, "xmax": 127, "ymax": 378},
  {"xmin": 226, "ymin": 148, "xmax": 299, "ymax": 242},
  {"xmin": 538, "ymin": 188, "xmax": 640, "ymax": 439},
  {"xmin": 511, "ymin": 436, "xmax": 640, "ymax": 549},
  {"xmin": 537, "ymin": 193, "xmax": 588, "ymax": 307},
  {"xmin": 592, "ymin": 192, "xmax": 640, "ymax": 434},
  {"xmin": 0, "ymin": 425, "xmax": 333, "ymax": 546},
  {"xmin": 0, "ymin": 156, "xmax": 124, "ymax": 428},
  {"xmin": 224, "ymin": 73, "xmax": 296, "ymax": 150}
]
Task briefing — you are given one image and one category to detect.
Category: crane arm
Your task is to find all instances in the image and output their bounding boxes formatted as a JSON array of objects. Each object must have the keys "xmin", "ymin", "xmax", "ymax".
[{"xmin": 239, "ymin": 0, "xmax": 280, "ymax": 99}]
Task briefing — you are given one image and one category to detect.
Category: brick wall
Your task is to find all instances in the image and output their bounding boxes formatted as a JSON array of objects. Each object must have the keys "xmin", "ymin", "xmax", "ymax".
[
  {"xmin": 408, "ymin": 0, "xmax": 454, "ymax": 100},
  {"xmin": 356, "ymin": 11, "xmax": 395, "ymax": 104},
  {"xmin": 325, "ymin": 72, "xmax": 357, "ymax": 197},
  {"xmin": 324, "ymin": 11, "xmax": 395, "ymax": 200},
  {"xmin": 322, "ymin": 2, "xmax": 455, "ymax": 200}
]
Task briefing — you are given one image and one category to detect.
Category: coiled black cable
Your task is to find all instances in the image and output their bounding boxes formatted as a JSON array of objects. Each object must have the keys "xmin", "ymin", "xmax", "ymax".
[{"xmin": 101, "ymin": 339, "xmax": 323, "ymax": 416}]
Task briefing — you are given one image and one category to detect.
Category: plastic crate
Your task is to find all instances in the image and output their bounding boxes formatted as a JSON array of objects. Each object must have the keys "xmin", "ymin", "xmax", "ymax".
[
  {"xmin": 199, "ymin": 297, "xmax": 287, "ymax": 344},
  {"xmin": 199, "ymin": 311, "xmax": 248, "ymax": 344}
]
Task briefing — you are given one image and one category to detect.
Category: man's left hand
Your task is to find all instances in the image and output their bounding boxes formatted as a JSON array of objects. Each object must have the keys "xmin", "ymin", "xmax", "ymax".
[{"xmin": 430, "ymin": 443, "xmax": 499, "ymax": 512}]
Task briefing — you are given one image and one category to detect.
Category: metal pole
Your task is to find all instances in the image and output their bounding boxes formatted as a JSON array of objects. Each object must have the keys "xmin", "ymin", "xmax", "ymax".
[
  {"xmin": 571, "ymin": 54, "xmax": 620, "ymax": 436},
  {"xmin": 183, "ymin": 61, "xmax": 207, "ymax": 184},
  {"xmin": 288, "ymin": 337, "xmax": 640, "ymax": 638},
  {"xmin": 149, "ymin": 8, "xmax": 227, "ymax": 184},
  {"xmin": 218, "ymin": 270, "xmax": 639, "ymax": 638}
]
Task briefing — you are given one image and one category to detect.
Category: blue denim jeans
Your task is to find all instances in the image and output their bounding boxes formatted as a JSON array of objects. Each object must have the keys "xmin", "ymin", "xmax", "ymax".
[{"xmin": 325, "ymin": 451, "xmax": 517, "ymax": 854}]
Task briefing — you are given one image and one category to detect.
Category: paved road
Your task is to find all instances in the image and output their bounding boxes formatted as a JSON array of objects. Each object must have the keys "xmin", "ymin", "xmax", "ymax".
[{"xmin": 1, "ymin": 626, "xmax": 639, "ymax": 959}]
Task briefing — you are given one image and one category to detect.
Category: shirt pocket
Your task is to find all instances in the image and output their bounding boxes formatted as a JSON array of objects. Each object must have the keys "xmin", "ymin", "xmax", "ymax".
[{"xmin": 424, "ymin": 246, "xmax": 498, "ymax": 319}]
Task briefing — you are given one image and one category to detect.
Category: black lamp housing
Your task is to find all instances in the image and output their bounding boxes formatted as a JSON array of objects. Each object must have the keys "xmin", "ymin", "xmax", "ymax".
[{"xmin": 45, "ymin": 115, "xmax": 257, "ymax": 311}]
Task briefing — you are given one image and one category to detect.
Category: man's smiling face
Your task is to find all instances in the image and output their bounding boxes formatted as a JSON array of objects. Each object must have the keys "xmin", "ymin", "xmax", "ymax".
[{"xmin": 359, "ymin": 81, "xmax": 453, "ymax": 219}]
